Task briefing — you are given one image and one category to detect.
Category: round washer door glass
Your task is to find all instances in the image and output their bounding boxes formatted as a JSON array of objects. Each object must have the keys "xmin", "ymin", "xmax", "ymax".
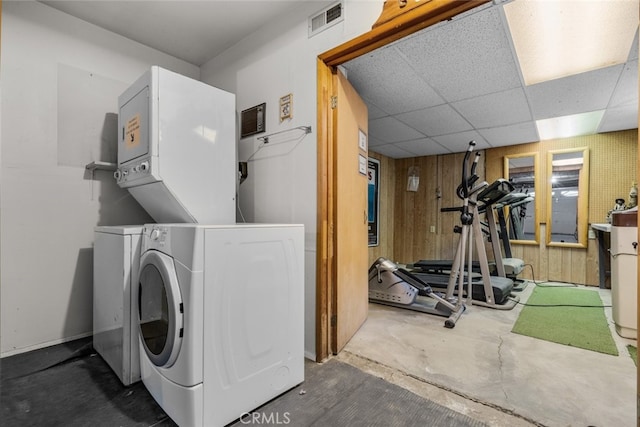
[{"xmin": 138, "ymin": 251, "xmax": 183, "ymax": 368}]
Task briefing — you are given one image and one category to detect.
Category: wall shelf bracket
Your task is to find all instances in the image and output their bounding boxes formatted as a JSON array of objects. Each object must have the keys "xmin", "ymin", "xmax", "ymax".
[{"xmin": 257, "ymin": 125, "xmax": 312, "ymax": 144}]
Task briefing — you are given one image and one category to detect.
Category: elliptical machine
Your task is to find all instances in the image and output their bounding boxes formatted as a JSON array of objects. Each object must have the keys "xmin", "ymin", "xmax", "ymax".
[
  {"xmin": 367, "ymin": 143, "xmax": 485, "ymax": 328},
  {"xmin": 368, "ymin": 257, "xmax": 465, "ymax": 328}
]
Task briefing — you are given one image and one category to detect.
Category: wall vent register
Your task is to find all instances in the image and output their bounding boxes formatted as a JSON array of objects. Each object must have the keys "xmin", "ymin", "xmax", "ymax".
[{"xmin": 308, "ymin": 2, "xmax": 343, "ymax": 37}]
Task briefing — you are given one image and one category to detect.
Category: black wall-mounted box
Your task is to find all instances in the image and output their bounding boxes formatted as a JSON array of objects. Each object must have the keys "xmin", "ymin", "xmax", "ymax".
[{"xmin": 240, "ymin": 103, "xmax": 266, "ymax": 138}]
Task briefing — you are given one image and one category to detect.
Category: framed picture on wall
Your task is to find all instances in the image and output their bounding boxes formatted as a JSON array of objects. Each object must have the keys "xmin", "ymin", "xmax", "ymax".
[{"xmin": 368, "ymin": 157, "xmax": 380, "ymax": 247}]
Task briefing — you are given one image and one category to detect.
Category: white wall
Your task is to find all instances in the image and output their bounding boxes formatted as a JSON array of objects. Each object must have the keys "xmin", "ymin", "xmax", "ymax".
[
  {"xmin": 0, "ymin": 0, "xmax": 385, "ymax": 358},
  {"xmin": 200, "ymin": 0, "xmax": 384, "ymax": 359},
  {"xmin": 0, "ymin": 2, "xmax": 198, "ymax": 356}
]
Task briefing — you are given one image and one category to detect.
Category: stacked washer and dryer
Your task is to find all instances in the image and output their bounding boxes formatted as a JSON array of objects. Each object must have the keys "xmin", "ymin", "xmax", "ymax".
[{"xmin": 93, "ymin": 67, "xmax": 304, "ymax": 427}]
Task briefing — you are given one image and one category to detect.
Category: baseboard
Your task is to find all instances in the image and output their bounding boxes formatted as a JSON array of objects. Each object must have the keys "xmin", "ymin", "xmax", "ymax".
[{"xmin": 1, "ymin": 331, "xmax": 93, "ymax": 359}]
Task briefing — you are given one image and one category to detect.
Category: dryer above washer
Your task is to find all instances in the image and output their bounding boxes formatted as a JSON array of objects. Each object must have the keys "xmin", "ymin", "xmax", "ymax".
[{"xmin": 116, "ymin": 66, "xmax": 236, "ymax": 224}]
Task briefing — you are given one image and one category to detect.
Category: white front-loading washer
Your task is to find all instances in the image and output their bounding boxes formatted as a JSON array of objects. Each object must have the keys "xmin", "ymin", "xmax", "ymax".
[
  {"xmin": 93, "ymin": 225, "xmax": 143, "ymax": 386},
  {"xmin": 137, "ymin": 223, "xmax": 304, "ymax": 427}
]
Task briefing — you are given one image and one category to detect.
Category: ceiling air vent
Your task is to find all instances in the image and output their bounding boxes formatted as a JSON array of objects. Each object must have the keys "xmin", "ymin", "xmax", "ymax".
[{"xmin": 308, "ymin": 2, "xmax": 344, "ymax": 38}]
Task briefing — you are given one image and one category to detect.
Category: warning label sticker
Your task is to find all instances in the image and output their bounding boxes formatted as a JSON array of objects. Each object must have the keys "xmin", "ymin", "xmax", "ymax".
[{"xmin": 125, "ymin": 114, "xmax": 140, "ymax": 149}]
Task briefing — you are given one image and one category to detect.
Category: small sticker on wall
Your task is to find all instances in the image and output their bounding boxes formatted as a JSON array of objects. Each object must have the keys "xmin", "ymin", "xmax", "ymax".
[
  {"xmin": 280, "ymin": 93, "xmax": 292, "ymax": 122},
  {"xmin": 358, "ymin": 129, "xmax": 367, "ymax": 151},
  {"xmin": 359, "ymin": 154, "xmax": 367, "ymax": 175},
  {"xmin": 126, "ymin": 114, "xmax": 141, "ymax": 149}
]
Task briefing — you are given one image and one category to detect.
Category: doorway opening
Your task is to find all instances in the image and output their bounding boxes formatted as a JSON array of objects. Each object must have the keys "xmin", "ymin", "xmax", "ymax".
[{"xmin": 314, "ymin": 0, "xmax": 489, "ymax": 362}]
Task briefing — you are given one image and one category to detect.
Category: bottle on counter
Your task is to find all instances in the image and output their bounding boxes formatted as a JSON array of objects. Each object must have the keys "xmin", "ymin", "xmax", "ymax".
[{"xmin": 628, "ymin": 182, "xmax": 637, "ymax": 209}]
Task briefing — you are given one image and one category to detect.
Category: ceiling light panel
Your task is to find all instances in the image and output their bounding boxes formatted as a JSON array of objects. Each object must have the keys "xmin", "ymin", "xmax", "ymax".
[
  {"xmin": 536, "ymin": 110, "xmax": 605, "ymax": 141},
  {"xmin": 504, "ymin": 0, "xmax": 638, "ymax": 85}
]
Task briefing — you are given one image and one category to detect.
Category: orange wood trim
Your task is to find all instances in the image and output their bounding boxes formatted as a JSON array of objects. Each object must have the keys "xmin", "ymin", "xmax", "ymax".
[
  {"xmin": 315, "ymin": 58, "xmax": 333, "ymax": 362},
  {"xmin": 329, "ymin": 70, "xmax": 339, "ymax": 355},
  {"xmin": 545, "ymin": 147, "xmax": 590, "ymax": 249},
  {"xmin": 319, "ymin": 0, "xmax": 489, "ymax": 67},
  {"xmin": 637, "ymin": 40, "xmax": 640, "ymax": 418},
  {"xmin": 374, "ymin": 0, "xmax": 435, "ymax": 28},
  {"xmin": 503, "ymin": 152, "xmax": 541, "ymax": 245}
]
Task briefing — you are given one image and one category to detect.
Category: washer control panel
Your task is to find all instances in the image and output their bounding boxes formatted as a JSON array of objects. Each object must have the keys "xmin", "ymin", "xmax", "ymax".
[
  {"xmin": 142, "ymin": 225, "xmax": 169, "ymax": 251},
  {"xmin": 115, "ymin": 158, "xmax": 151, "ymax": 184}
]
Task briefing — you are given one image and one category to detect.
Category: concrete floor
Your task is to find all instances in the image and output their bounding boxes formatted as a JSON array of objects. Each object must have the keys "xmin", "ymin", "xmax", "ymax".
[{"xmin": 338, "ymin": 282, "xmax": 637, "ymax": 427}]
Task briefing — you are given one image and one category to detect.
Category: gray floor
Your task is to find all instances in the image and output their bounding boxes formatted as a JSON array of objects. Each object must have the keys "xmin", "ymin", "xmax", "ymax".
[
  {"xmin": 1, "ymin": 282, "xmax": 635, "ymax": 426},
  {"xmin": 229, "ymin": 358, "xmax": 487, "ymax": 427},
  {"xmin": 1, "ymin": 338, "xmax": 486, "ymax": 426},
  {"xmin": 341, "ymin": 282, "xmax": 637, "ymax": 427}
]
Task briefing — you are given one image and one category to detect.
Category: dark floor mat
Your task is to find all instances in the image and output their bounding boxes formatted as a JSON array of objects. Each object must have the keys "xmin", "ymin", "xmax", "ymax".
[
  {"xmin": 1, "ymin": 340, "xmax": 485, "ymax": 427},
  {"xmin": 1, "ymin": 350, "xmax": 170, "ymax": 427},
  {"xmin": 1, "ymin": 337, "xmax": 93, "ymax": 381},
  {"xmin": 229, "ymin": 359, "xmax": 486, "ymax": 427}
]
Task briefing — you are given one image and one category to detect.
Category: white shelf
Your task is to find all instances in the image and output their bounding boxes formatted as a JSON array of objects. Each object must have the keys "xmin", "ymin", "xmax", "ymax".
[{"xmin": 85, "ymin": 161, "xmax": 117, "ymax": 172}]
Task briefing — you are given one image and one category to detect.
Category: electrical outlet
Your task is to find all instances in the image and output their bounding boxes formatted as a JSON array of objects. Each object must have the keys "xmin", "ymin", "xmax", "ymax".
[
  {"xmin": 588, "ymin": 228, "xmax": 596, "ymax": 240},
  {"xmin": 430, "ymin": 225, "xmax": 436, "ymax": 233}
]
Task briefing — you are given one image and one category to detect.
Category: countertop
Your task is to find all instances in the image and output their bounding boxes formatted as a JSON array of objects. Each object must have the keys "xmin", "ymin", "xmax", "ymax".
[{"xmin": 591, "ymin": 223, "xmax": 611, "ymax": 232}]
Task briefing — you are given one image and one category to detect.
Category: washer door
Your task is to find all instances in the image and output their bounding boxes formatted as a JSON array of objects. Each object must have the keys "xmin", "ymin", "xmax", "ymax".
[{"xmin": 138, "ymin": 250, "xmax": 183, "ymax": 368}]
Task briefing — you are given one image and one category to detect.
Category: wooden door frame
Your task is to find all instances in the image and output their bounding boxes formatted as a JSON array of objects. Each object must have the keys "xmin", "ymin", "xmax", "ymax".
[{"xmin": 315, "ymin": 0, "xmax": 489, "ymax": 362}]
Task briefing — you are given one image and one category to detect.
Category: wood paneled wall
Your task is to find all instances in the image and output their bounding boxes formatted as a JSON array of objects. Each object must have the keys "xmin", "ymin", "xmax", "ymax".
[
  {"xmin": 370, "ymin": 129, "xmax": 637, "ymax": 286},
  {"xmin": 485, "ymin": 129, "xmax": 637, "ymax": 286},
  {"xmin": 367, "ymin": 152, "xmax": 396, "ymax": 265},
  {"xmin": 485, "ymin": 130, "xmax": 638, "ymax": 225},
  {"xmin": 368, "ymin": 148, "xmax": 486, "ymax": 266}
]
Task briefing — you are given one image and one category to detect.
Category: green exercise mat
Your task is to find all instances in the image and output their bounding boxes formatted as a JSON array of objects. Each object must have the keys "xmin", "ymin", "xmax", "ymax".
[{"xmin": 512, "ymin": 286, "xmax": 618, "ymax": 356}]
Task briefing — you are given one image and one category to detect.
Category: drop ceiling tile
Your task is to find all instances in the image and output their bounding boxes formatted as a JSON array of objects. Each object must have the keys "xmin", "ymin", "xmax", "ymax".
[
  {"xmin": 368, "ymin": 116, "xmax": 425, "ymax": 143},
  {"xmin": 608, "ymin": 59, "xmax": 638, "ymax": 108},
  {"xmin": 370, "ymin": 143, "xmax": 415, "ymax": 159},
  {"xmin": 345, "ymin": 2, "xmax": 637, "ymax": 151},
  {"xmin": 452, "ymin": 88, "xmax": 532, "ymax": 128},
  {"xmin": 396, "ymin": 6, "xmax": 521, "ymax": 102},
  {"xmin": 391, "ymin": 0, "xmax": 493, "ymax": 46},
  {"xmin": 395, "ymin": 104, "xmax": 472, "ymax": 137},
  {"xmin": 478, "ymin": 122, "xmax": 539, "ymax": 147},
  {"xmin": 395, "ymin": 138, "xmax": 450, "ymax": 156},
  {"xmin": 598, "ymin": 105, "xmax": 639, "ymax": 133},
  {"xmin": 368, "ymin": 135, "xmax": 386, "ymax": 148},
  {"xmin": 364, "ymin": 100, "xmax": 388, "ymax": 120},
  {"xmin": 344, "ymin": 47, "xmax": 444, "ymax": 114},
  {"xmin": 432, "ymin": 131, "xmax": 489, "ymax": 153},
  {"xmin": 628, "ymin": 29, "xmax": 638, "ymax": 61},
  {"xmin": 527, "ymin": 65, "xmax": 624, "ymax": 120}
]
